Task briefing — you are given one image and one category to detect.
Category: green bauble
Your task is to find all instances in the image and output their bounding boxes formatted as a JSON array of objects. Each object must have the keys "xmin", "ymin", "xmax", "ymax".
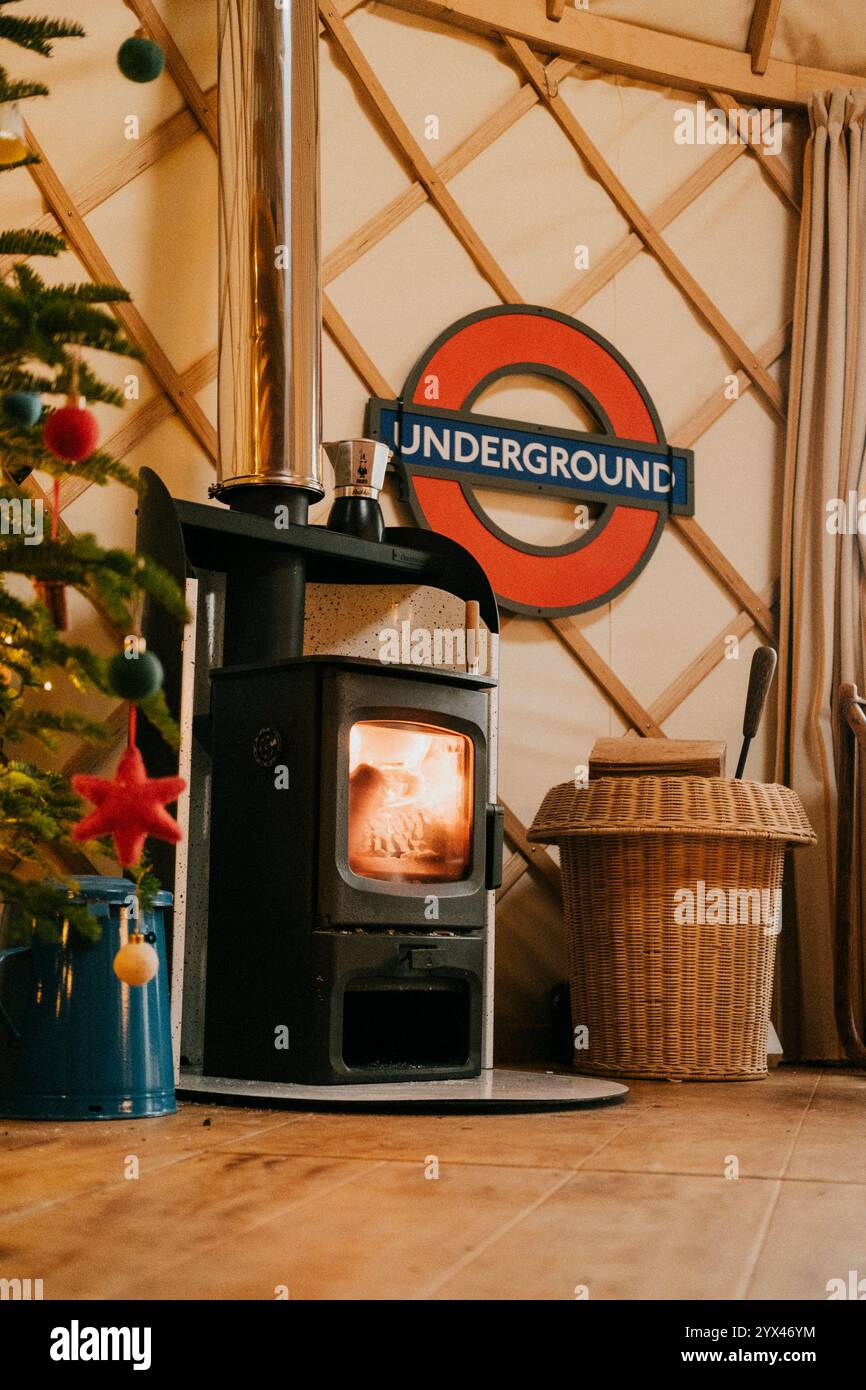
[
  {"xmin": 108, "ymin": 649, "xmax": 164, "ymax": 701},
  {"xmin": 117, "ymin": 36, "xmax": 165, "ymax": 83}
]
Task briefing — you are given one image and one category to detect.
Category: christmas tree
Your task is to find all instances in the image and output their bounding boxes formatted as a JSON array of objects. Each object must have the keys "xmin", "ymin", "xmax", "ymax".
[{"xmin": 0, "ymin": 2, "xmax": 186, "ymax": 940}]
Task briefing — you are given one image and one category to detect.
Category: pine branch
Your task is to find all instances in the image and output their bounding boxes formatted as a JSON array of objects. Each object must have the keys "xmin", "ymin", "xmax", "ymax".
[
  {"xmin": 0, "ymin": 874, "xmax": 101, "ymax": 943},
  {"xmin": 0, "ymin": 532, "xmax": 190, "ymax": 629},
  {"xmin": 0, "ymin": 361, "xmax": 128, "ymax": 409},
  {"xmin": 0, "ymin": 426, "xmax": 139, "ymax": 483},
  {"xmin": 10, "ymin": 707, "xmax": 110, "ymax": 749},
  {"xmin": 0, "ymin": 12, "xmax": 85, "ymax": 58},
  {"xmin": 0, "ymin": 228, "xmax": 65, "ymax": 257},
  {"xmin": 0, "ymin": 75, "xmax": 47, "ymax": 103},
  {"xmin": 45, "ymin": 282, "xmax": 134, "ymax": 305},
  {"xmin": 138, "ymin": 689, "xmax": 180, "ymax": 751},
  {"xmin": 56, "ymin": 358, "xmax": 127, "ymax": 407},
  {"xmin": 0, "ymin": 265, "xmax": 141, "ymax": 395},
  {"xmin": 0, "ymin": 585, "xmax": 32, "ymax": 624}
]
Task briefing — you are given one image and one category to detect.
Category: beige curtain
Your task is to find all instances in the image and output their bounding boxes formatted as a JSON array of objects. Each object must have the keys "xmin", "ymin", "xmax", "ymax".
[{"xmin": 776, "ymin": 88, "xmax": 866, "ymax": 1059}]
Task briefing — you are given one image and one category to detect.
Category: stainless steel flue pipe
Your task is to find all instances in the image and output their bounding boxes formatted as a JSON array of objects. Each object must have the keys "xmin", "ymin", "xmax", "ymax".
[
  {"xmin": 215, "ymin": 0, "xmax": 324, "ymax": 514},
  {"xmin": 215, "ymin": 0, "xmax": 325, "ymax": 664}
]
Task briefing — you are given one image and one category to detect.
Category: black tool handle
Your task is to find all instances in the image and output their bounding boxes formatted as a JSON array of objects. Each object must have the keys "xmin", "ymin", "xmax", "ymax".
[
  {"xmin": 743, "ymin": 646, "xmax": 778, "ymax": 739},
  {"xmin": 734, "ymin": 646, "xmax": 777, "ymax": 779}
]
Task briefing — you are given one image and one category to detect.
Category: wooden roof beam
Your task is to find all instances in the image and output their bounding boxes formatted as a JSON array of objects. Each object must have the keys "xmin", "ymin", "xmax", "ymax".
[{"xmin": 377, "ymin": 0, "xmax": 865, "ymax": 107}]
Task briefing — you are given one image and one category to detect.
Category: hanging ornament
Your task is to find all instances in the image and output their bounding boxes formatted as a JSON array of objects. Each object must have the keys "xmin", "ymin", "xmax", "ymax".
[
  {"xmin": 42, "ymin": 395, "xmax": 99, "ymax": 463},
  {"xmin": 108, "ymin": 646, "xmax": 164, "ymax": 702},
  {"xmin": 113, "ymin": 932, "xmax": 159, "ymax": 987},
  {"xmin": 0, "ymin": 102, "xmax": 28, "ymax": 166},
  {"xmin": 2, "ymin": 391, "xmax": 42, "ymax": 427},
  {"xmin": 117, "ymin": 35, "xmax": 165, "ymax": 83},
  {"xmin": 34, "ymin": 478, "xmax": 67, "ymax": 631},
  {"xmin": 71, "ymin": 729, "xmax": 185, "ymax": 868}
]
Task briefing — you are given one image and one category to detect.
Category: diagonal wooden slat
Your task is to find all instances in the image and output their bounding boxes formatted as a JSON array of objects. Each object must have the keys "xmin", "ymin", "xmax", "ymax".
[
  {"xmin": 708, "ymin": 89, "xmax": 799, "ymax": 209},
  {"xmin": 58, "ymin": 349, "xmax": 219, "ymax": 512},
  {"xmin": 506, "ymin": 36, "xmax": 786, "ymax": 419},
  {"xmin": 747, "ymin": 0, "xmax": 783, "ymax": 76},
  {"xmin": 0, "ymin": 87, "xmax": 217, "ymax": 284},
  {"xmin": 647, "ymin": 581, "xmax": 779, "ymax": 729},
  {"xmin": 324, "ymin": 57, "xmax": 575, "ymax": 284},
  {"xmin": 557, "ymin": 140, "xmax": 745, "ymax": 317},
  {"xmin": 23, "ymin": 124, "xmax": 218, "ymax": 462},
  {"xmin": 501, "ymin": 799, "xmax": 561, "ymax": 895},
  {"xmin": 672, "ymin": 517, "xmax": 775, "ymax": 640},
  {"xmin": 672, "ymin": 324, "xmax": 790, "ymax": 450},
  {"xmin": 548, "ymin": 616, "xmax": 665, "ymax": 736},
  {"xmin": 124, "ymin": 0, "xmax": 217, "ymax": 146},
  {"xmin": 319, "ymin": 0, "xmax": 522, "ymax": 302},
  {"xmin": 323, "ymin": 297, "xmax": 395, "ymax": 398},
  {"xmin": 497, "ymin": 850, "xmax": 528, "ymax": 899}
]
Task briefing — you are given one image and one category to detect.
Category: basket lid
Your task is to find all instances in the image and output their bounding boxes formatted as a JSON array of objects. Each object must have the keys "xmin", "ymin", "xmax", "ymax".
[{"xmin": 528, "ymin": 777, "xmax": 816, "ymax": 846}]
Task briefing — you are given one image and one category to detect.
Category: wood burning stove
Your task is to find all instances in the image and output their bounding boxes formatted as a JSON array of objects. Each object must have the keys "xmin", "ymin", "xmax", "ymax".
[
  {"xmin": 202, "ymin": 656, "xmax": 501, "ymax": 1084},
  {"xmin": 136, "ymin": 466, "xmax": 504, "ymax": 1087}
]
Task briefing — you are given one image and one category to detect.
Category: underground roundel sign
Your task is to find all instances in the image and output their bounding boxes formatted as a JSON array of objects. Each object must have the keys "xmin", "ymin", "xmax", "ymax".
[{"xmin": 365, "ymin": 305, "xmax": 694, "ymax": 618}]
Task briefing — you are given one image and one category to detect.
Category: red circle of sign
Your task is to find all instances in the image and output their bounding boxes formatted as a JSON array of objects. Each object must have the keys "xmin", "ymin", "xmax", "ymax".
[{"xmin": 407, "ymin": 311, "xmax": 663, "ymax": 612}]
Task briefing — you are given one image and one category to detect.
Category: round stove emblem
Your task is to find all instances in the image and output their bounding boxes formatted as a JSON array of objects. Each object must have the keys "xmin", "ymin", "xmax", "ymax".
[{"xmin": 252, "ymin": 726, "xmax": 282, "ymax": 767}]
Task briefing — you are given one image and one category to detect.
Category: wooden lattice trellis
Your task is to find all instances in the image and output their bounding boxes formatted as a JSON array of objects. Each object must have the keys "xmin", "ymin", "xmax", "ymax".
[{"xmin": 8, "ymin": 0, "xmax": 852, "ymax": 894}]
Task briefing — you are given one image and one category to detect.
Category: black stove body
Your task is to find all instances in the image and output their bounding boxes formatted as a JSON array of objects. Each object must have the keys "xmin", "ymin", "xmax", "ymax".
[
  {"xmin": 203, "ymin": 656, "xmax": 499, "ymax": 1085},
  {"xmin": 136, "ymin": 470, "xmax": 502, "ymax": 1088}
]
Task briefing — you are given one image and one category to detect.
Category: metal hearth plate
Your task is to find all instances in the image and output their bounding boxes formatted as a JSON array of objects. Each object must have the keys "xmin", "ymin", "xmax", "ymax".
[{"xmin": 177, "ymin": 1068, "xmax": 628, "ymax": 1112}]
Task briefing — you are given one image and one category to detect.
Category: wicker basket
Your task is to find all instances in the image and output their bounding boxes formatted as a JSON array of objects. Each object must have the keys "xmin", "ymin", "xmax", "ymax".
[{"xmin": 529, "ymin": 777, "xmax": 816, "ymax": 1081}]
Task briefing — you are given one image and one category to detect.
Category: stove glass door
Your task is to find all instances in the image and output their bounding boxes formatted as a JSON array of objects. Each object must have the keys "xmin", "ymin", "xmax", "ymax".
[{"xmin": 348, "ymin": 720, "xmax": 474, "ymax": 883}]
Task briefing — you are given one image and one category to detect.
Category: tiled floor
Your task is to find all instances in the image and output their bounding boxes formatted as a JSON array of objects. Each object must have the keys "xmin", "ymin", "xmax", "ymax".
[{"xmin": 0, "ymin": 1066, "xmax": 863, "ymax": 1300}]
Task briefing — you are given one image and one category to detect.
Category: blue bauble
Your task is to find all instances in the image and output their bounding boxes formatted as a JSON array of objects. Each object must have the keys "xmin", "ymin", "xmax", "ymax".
[
  {"xmin": 117, "ymin": 36, "xmax": 165, "ymax": 83},
  {"xmin": 2, "ymin": 391, "xmax": 42, "ymax": 427}
]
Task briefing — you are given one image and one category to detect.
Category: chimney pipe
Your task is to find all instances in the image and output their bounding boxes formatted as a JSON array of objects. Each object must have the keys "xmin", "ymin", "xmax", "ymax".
[
  {"xmin": 215, "ymin": 0, "xmax": 324, "ymax": 664},
  {"xmin": 215, "ymin": 0, "xmax": 324, "ymax": 516}
]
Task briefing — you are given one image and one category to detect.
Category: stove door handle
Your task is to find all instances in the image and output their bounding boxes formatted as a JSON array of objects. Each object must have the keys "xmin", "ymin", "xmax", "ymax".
[{"xmin": 485, "ymin": 804, "xmax": 504, "ymax": 891}]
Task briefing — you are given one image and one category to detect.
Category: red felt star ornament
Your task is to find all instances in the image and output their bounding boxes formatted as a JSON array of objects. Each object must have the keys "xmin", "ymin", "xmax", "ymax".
[{"xmin": 72, "ymin": 743, "xmax": 185, "ymax": 867}]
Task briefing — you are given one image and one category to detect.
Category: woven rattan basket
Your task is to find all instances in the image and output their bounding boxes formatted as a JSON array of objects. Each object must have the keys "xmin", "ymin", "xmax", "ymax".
[{"xmin": 529, "ymin": 777, "xmax": 816, "ymax": 1081}]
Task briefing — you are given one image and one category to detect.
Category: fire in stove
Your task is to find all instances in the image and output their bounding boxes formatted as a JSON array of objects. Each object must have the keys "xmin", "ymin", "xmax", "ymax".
[{"xmin": 348, "ymin": 721, "xmax": 473, "ymax": 883}]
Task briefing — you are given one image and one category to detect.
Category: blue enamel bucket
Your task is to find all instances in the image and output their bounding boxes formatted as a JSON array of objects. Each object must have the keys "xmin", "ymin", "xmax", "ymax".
[{"xmin": 0, "ymin": 876, "xmax": 176, "ymax": 1119}]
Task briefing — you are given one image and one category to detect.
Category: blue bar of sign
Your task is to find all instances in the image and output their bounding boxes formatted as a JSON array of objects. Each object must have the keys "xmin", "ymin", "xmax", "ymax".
[{"xmin": 373, "ymin": 404, "xmax": 692, "ymax": 512}]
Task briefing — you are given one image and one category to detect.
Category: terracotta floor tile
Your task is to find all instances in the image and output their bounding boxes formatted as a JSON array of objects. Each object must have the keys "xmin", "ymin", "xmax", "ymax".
[
  {"xmin": 430, "ymin": 1169, "xmax": 778, "ymax": 1300},
  {"xmin": 0, "ymin": 1149, "xmax": 375, "ymax": 1298},
  {"xmin": 101, "ymin": 1161, "xmax": 572, "ymax": 1300},
  {"xmin": 619, "ymin": 1068, "xmax": 819, "ymax": 1123},
  {"xmin": 747, "ymin": 1181, "xmax": 866, "ymax": 1300},
  {"xmin": 224, "ymin": 1107, "xmax": 631, "ymax": 1169},
  {"xmin": 0, "ymin": 1104, "xmax": 300, "ymax": 1220},
  {"xmin": 581, "ymin": 1114, "xmax": 800, "ymax": 1179},
  {"xmin": 785, "ymin": 1071, "xmax": 866, "ymax": 1184}
]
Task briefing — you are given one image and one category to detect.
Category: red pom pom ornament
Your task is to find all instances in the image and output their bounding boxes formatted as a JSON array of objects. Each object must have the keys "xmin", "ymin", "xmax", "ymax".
[{"xmin": 43, "ymin": 397, "xmax": 99, "ymax": 463}]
